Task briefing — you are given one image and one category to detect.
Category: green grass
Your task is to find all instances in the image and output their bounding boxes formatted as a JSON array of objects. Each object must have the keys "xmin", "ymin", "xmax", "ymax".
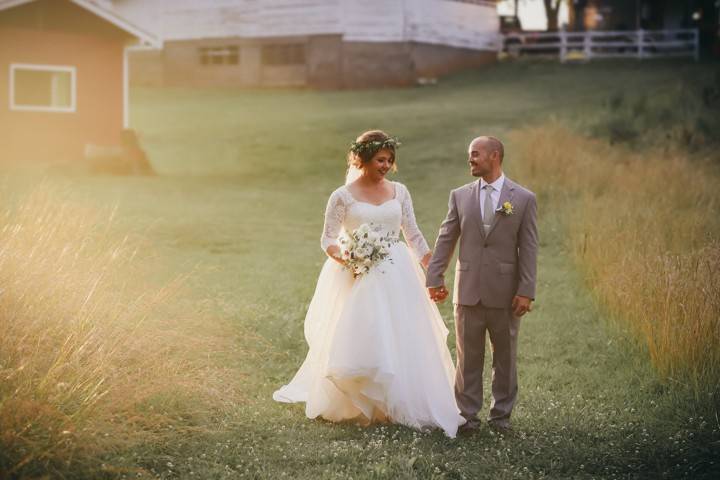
[{"xmin": 2, "ymin": 59, "xmax": 719, "ymax": 479}]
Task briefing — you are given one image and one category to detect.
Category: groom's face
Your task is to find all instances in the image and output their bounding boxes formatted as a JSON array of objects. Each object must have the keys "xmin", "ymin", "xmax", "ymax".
[{"xmin": 468, "ymin": 141, "xmax": 491, "ymax": 177}]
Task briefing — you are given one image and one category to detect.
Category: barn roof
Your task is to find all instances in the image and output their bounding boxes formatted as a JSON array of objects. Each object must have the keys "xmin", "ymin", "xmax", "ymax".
[{"xmin": 0, "ymin": 0, "xmax": 161, "ymax": 47}]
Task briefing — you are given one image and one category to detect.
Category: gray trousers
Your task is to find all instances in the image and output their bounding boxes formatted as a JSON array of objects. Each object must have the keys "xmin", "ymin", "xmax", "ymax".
[{"xmin": 454, "ymin": 302, "xmax": 520, "ymax": 424}]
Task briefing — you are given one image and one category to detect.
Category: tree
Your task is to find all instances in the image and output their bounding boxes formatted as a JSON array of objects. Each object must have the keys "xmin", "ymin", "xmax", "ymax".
[{"xmin": 542, "ymin": 0, "xmax": 562, "ymax": 31}]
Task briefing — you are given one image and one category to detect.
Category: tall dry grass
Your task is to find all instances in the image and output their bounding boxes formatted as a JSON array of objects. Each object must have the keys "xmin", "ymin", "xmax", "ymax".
[
  {"xmin": 0, "ymin": 187, "xmax": 241, "ymax": 478},
  {"xmin": 512, "ymin": 123, "xmax": 720, "ymax": 395}
]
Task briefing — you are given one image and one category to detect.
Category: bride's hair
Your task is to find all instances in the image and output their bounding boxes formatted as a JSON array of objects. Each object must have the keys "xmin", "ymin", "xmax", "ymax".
[{"xmin": 347, "ymin": 130, "xmax": 399, "ymax": 173}]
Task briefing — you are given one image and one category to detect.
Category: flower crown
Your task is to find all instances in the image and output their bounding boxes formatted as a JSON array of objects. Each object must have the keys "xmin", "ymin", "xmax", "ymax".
[{"xmin": 349, "ymin": 137, "xmax": 401, "ymax": 156}]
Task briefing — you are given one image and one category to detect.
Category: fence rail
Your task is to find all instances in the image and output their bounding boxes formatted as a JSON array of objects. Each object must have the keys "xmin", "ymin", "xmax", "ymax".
[{"xmin": 503, "ymin": 29, "xmax": 699, "ymax": 62}]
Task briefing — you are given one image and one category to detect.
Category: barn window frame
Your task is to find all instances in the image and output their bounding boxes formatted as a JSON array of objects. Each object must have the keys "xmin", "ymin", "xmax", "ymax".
[
  {"xmin": 198, "ymin": 46, "xmax": 240, "ymax": 66},
  {"xmin": 9, "ymin": 63, "xmax": 77, "ymax": 113}
]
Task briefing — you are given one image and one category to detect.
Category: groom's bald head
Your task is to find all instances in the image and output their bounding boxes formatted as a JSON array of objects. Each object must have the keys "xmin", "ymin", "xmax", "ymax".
[
  {"xmin": 469, "ymin": 136, "xmax": 504, "ymax": 163},
  {"xmin": 468, "ymin": 136, "xmax": 504, "ymax": 180}
]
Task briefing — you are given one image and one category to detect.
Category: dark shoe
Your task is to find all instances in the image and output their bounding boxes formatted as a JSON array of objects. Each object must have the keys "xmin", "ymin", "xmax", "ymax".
[
  {"xmin": 458, "ymin": 419, "xmax": 482, "ymax": 435},
  {"xmin": 487, "ymin": 419, "xmax": 512, "ymax": 432}
]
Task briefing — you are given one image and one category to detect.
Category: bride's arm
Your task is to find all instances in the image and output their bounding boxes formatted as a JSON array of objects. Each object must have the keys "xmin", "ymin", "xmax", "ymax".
[
  {"xmin": 398, "ymin": 184, "xmax": 432, "ymax": 267},
  {"xmin": 321, "ymin": 189, "xmax": 346, "ymax": 265}
]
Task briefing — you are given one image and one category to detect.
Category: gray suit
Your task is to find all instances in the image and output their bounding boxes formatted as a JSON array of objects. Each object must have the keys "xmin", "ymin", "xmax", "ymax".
[{"xmin": 427, "ymin": 176, "xmax": 538, "ymax": 425}]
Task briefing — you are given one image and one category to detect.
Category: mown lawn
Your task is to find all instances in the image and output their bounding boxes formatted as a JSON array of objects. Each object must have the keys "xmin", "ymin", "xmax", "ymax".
[{"xmin": 2, "ymin": 59, "xmax": 718, "ymax": 479}]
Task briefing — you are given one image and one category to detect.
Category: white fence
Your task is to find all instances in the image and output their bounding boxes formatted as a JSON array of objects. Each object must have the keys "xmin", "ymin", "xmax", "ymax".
[{"xmin": 503, "ymin": 29, "xmax": 699, "ymax": 62}]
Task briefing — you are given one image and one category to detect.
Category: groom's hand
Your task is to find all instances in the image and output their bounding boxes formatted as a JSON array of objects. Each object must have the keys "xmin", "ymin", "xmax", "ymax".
[
  {"xmin": 428, "ymin": 286, "xmax": 449, "ymax": 303},
  {"xmin": 512, "ymin": 295, "xmax": 533, "ymax": 317}
]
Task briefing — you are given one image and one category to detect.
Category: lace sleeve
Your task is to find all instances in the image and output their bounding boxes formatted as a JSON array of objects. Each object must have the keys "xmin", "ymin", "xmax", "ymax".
[
  {"xmin": 320, "ymin": 188, "xmax": 346, "ymax": 252},
  {"xmin": 398, "ymin": 183, "xmax": 431, "ymax": 260}
]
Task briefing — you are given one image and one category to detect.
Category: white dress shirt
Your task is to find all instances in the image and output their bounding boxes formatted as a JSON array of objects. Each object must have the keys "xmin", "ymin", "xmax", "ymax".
[{"xmin": 479, "ymin": 173, "xmax": 505, "ymax": 220}]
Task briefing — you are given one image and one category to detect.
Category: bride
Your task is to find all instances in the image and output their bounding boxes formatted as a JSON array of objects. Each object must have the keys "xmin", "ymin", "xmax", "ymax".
[{"xmin": 273, "ymin": 130, "xmax": 465, "ymax": 437}]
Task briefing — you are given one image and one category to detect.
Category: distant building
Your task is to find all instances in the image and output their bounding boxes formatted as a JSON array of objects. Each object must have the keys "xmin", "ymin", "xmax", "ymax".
[
  {"xmin": 112, "ymin": 0, "xmax": 501, "ymax": 89},
  {"xmin": 0, "ymin": 0, "xmax": 159, "ymax": 162}
]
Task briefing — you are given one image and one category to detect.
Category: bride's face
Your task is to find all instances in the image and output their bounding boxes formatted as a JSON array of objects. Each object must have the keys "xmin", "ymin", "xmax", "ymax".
[{"xmin": 362, "ymin": 148, "xmax": 395, "ymax": 180}]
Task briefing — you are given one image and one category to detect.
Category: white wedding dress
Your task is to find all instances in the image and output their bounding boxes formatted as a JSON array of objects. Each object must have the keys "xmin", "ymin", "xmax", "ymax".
[{"xmin": 273, "ymin": 181, "xmax": 465, "ymax": 437}]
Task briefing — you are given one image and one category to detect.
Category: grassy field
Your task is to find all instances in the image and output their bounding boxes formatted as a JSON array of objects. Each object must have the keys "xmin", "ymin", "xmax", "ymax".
[
  {"xmin": 510, "ymin": 122, "xmax": 720, "ymax": 394},
  {"xmin": 1, "ymin": 60, "xmax": 719, "ymax": 479}
]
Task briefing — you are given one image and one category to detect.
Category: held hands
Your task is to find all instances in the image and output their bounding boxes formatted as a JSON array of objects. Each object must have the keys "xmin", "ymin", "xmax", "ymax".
[
  {"xmin": 512, "ymin": 295, "xmax": 533, "ymax": 317},
  {"xmin": 428, "ymin": 285, "xmax": 449, "ymax": 303}
]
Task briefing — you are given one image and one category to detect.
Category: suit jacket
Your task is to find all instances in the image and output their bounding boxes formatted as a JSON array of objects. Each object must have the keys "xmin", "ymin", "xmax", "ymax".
[{"xmin": 426, "ymin": 176, "xmax": 538, "ymax": 308}]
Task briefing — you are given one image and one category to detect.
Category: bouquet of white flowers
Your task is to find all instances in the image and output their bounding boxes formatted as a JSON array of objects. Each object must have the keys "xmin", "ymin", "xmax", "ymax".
[{"xmin": 339, "ymin": 223, "xmax": 397, "ymax": 278}]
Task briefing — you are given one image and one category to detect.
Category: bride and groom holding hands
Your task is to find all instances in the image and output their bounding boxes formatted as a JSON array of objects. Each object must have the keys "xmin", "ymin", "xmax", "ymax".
[{"xmin": 273, "ymin": 130, "xmax": 538, "ymax": 438}]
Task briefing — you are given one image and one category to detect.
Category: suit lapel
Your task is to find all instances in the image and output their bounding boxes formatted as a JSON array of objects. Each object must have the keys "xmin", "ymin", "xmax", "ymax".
[
  {"xmin": 486, "ymin": 178, "xmax": 515, "ymax": 239},
  {"xmin": 469, "ymin": 180, "xmax": 486, "ymax": 239}
]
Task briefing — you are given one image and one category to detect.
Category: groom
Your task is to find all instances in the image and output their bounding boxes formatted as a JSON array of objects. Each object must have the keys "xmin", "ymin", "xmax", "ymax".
[{"xmin": 426, "ymin": 136, "xmax": 538, "ymax": 432}]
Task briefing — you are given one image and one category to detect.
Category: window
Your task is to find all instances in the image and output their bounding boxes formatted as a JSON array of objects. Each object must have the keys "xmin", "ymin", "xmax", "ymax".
[
  {"xmin": 10, "ymin": 64, "xmax": 76, "ymax": 113},
  {"xmin": 261, "ymin": 44, "xmax": 305, "ymax": 66},
  {"xmin": 199, "ymin": 46, "xmax": 240, "ymax": 66}
]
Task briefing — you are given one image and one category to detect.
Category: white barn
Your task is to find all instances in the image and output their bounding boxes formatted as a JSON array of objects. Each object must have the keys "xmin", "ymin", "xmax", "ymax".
[{"xmin": 112, "ymin": 0, "xmax": 501, "ymax": 88}]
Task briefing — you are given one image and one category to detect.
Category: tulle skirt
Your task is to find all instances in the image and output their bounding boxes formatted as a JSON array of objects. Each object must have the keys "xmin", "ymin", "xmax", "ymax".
[{"xmin": 273, "ymin": 242, "xmax": 465, "ymax": 438}]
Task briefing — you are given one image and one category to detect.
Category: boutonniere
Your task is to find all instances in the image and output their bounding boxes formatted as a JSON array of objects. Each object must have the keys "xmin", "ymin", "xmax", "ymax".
[{"xmin": 497, "ymin": 201, "xmax": 514, "ymax": 216}]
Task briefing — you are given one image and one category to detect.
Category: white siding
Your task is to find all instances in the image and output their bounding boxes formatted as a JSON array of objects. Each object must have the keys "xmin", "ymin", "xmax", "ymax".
[
  {"xmin": 110, "ymin": 0, "xmax": 163, "ymax": 38},
  {"xmin": 112, "ymin": 0, "xmax": 499, "ymax": 50},
  {"xmin": 407, "ymin": 0, "xmax": 501, "ymax": 51},
  {"xmin": 248, "ymin": 0, "xmax": 342, "ymax": 38},
  {"xmin": 341, "ymin": 0, "xmax": 499, "ymax": 50},
  {"xmin": 113, "ymin": 0, "xmax": 341, "ymax": 41},
  {"xmin": 340, "ymin": 0, "xmax": 405, "ymax": 43}
]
